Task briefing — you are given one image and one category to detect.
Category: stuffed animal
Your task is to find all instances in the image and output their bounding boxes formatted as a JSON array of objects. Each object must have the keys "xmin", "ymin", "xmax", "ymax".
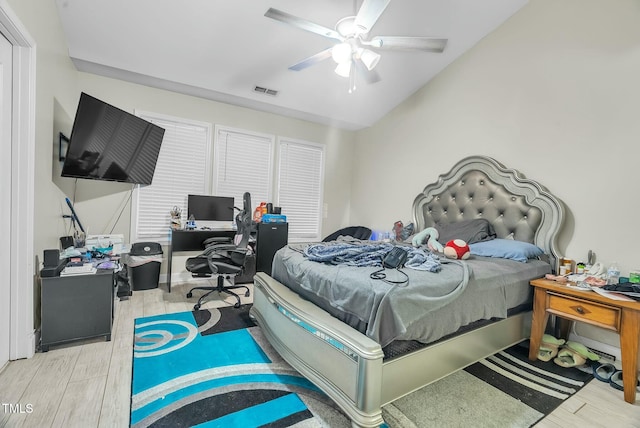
[
  {"xmin": 411, "ymin": 227, "xmax": 444, "ymax": 252},
  {"xmin": 443, "ymin": 239, "xmax": 470, "ymax": 260}
]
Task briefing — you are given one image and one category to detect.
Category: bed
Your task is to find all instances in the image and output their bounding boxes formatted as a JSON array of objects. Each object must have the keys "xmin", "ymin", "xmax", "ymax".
[{"xmin": 250, "ymin": 156, "xmax": 565, "ymax": 427}]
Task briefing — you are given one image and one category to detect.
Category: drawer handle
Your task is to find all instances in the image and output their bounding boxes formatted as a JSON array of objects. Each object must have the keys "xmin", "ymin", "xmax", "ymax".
[{"xmin": 575, "ymin": 306, "xmax": 585, "ymax": 314}]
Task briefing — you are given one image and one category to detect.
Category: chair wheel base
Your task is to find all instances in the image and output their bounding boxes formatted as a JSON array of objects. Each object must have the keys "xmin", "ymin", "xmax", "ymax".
[
  {"xmin": 245, "ymin": 291, "xmax": 250, "ymax": 297},
  {"xmin": 234, "ymin": 302, "xmax": 241, "ymax": 309},
  {"xmin": 193, "ymin": 304, "xmax": 201, "ymax": 311},
  {"xmin": 186, "ymin": 292, "xmax": 193, "ymax": 298}
]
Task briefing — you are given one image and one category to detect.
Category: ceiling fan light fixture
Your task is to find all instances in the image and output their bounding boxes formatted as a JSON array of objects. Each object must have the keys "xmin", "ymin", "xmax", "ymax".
[
  {"xmin": 359, "ymin": 48, "xmax": 380, "ymax": 71},
  {"xmin": 334, "ymin": 61, "xmax": 352, "ymax": 78},
  {"xmin": 264, "ymin": 4, "xmax": 449, "ymax": 90},
  {"xmin": 335, "ymin": 16, "xmax": 357, "ymax": 37},
  {"xmin": 331, "ymin": 42, "xmax": 353, "ymax": 64}
]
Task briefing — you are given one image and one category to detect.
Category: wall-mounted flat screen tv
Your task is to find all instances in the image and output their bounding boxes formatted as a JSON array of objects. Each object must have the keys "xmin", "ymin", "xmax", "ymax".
[{"xmin": 61, "ymin": 92, "xmax": 165, "ymax": 185}]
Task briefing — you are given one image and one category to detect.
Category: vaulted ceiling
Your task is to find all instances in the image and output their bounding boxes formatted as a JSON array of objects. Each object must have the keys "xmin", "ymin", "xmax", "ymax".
[{"xmin": 55, "ymin": 0, "xmax": 527, "ymax": 130}]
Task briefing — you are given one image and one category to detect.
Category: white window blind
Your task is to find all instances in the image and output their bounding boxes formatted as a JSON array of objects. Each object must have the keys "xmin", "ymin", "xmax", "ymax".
[
  {"xmin": 277, "ymin": 139, "xmax": 324, "ymax": 240},
  {"xmin": 214, "ymin": 126, "xmax": 274, "ymax": 209},
  {"xmin": 132, "ymin": 113, "xmax": 211, "ymax": 242}
]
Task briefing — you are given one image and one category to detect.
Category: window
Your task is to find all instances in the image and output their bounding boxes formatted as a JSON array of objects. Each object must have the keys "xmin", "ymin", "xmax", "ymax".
[
  {"xmin": 213, "ymin": 128, "xmax": 325, "ymax": 241},
  {"xmin": 131, "ymin": 113, "xmax": 211, "ymax": 242},
  {"xmin": 131, "ymin": 116, "xmax": 325, "ymax": 243},
  {"xmin": 213, "ymin": 125, "xmax": 274, "ymax": 210},
  {"xmin": 277, "ymin": 138, "xmax": 324, "ymax": 240}
]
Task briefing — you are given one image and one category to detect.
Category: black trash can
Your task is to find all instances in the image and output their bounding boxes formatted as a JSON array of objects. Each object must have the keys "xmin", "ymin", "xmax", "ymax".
[{"xmin": 126, "ymin": 242, "xmax": 163, "ymax": 291}]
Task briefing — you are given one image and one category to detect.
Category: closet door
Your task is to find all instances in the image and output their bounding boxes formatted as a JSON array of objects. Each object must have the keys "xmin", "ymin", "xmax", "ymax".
[{"xmin": 0, "ymin": 32, "xmax": 13, "ymax": 368}]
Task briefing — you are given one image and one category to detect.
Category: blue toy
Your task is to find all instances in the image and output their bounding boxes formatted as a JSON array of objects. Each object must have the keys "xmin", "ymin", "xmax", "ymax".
[{"xmin": 411, "ymin": 227, "xmax": 444, "ymax": 252}]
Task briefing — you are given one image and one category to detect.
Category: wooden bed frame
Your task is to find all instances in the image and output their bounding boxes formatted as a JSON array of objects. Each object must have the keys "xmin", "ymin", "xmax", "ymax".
[{"xmin": 251, "ymin": 156, "xmax": 565, "ymax": 427}]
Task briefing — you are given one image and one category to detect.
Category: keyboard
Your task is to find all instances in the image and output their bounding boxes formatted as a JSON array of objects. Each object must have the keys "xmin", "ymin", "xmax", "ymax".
[{"xmin": 61, "ymin": 264, "xmax": 97, "ymax": 276}]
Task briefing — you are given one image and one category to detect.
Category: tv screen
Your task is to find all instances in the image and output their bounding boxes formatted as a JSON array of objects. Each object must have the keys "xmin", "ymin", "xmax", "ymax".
[
  {"xmin": 187, "ymin": 195, "xmax": 235, "ymax": 221},
  {"xmin": 61, "ymin": 92, "xmax": 165, "ymax": 185}
]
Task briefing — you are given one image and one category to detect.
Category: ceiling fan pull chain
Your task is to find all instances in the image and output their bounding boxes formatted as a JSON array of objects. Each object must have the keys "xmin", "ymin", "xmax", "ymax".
[{"xmin": 348, "ymin": 62, "xmax": 357, "ymax": 94}]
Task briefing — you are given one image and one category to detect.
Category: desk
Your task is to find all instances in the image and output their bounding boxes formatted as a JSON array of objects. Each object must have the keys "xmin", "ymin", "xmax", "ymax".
[
  {"xmin": 167, "ymin": 229, "xmax": 236, "ymax": 292},
  {"xmin": 529, "ymin": 278, "xmax": 640, "ymax": 404},
  {"xmin": 40, "ymin": 269, "xmax": 114, "ymax": 352}
]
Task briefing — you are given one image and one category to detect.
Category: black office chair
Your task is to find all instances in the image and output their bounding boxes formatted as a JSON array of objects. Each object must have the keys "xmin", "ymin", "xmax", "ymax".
[{"xmin": 185, "ymin": 192, "xmax": 253, "ymax": 310}]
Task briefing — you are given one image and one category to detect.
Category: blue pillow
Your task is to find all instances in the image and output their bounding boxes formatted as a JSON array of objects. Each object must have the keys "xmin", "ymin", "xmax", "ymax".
[{"xmin": 469, "ymin": 239, "xmax": 544, "ymax": 262}]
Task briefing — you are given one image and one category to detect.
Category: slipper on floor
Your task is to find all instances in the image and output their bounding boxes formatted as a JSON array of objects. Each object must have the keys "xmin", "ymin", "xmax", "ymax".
[
  {"xmin": 553, "ymin": 341, "xmax": 599, "ymax": 368},
  {"xmin": 537, "ymin": 334, "xmax": 566, "ymax": 362},
  {"xmin": 609, "ymin": 371, "xmax": 640, "ymax": 392},
  {"xmin": 574, "ymin": 359, "xmax": 600, "ymax": 376},
  {"xmin": 593, "ymin": 363, "xmax": 617, "ymax": 382}
]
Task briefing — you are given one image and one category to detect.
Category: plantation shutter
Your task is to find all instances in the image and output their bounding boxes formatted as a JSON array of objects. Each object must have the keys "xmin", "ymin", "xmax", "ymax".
[
  {"xmin": 214, "ymin": 126, "xmax": 274, "ymax": 210},
  {"xmin": 277, "ymin": 139, "xmax": 324, "ymax": 240},
  {"xmin": 133, "ymin": 114, "xmax": 211, "ymax": 241}
]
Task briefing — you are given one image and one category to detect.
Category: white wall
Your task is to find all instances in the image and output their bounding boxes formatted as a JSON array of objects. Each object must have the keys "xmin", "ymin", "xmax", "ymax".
[{"xmin": 351, "ymin": 0, "xmax": 640, "ymax": 277}]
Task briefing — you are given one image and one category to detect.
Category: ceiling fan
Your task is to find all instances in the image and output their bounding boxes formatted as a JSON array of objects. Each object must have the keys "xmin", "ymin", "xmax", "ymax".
[{"xmin": 265, "ymin": 0, "xmax": 448, "ymax": 92}]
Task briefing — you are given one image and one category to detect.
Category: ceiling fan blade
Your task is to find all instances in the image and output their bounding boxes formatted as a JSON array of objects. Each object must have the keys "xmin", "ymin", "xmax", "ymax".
[
  {"xmin": 369, "ymin": 36, "xmax": 448, "ymax": 52},
  {"xmin": 353, "ymin": 0, "xmax": 391, "ymax": 34},
  {"xmin": 265, "ymin": 8, "xmax": 343, "ymax": 42},
  {"xmin": 354, "ymin": 59, "xmax": 381, "ymax": 84},
  {"xmin": 289, "ymin": 48, "xmax": 333, "ymax": 71}
]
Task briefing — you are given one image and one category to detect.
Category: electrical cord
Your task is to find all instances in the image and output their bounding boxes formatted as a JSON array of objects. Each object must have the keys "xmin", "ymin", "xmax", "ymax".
[
  {"xmin": 108, "ymin": 188, "xmax": 134, "ymax": 234},
  {"xmin": 370, "ymin": 267, "xmax": 409, "ymax": 286}
]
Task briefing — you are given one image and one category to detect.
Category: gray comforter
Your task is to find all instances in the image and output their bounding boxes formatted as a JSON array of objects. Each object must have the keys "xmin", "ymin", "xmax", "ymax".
[
  {"xmin": 271, "ymin": 243, "xmax": 551, "ymax": 347},
  {"xmin": 304, "ymin": 241, "xmax": 442, "ymax": 271}
]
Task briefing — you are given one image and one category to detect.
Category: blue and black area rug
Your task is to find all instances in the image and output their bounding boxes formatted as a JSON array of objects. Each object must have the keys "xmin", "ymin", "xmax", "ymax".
[
  {"xmin": 132, "ymin": 305, "xmax": 593, "ymax": 428},
  {"xmin": 130, "ymin": 305, "xmax": 350, "ymax": 427}
]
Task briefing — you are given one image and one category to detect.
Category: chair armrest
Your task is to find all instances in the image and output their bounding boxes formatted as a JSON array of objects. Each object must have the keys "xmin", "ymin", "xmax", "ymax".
[
  {"xmin": 201, "ymin": 244, "xmax": 236, "ymax": 256},
  {"xmin": 204, "ymin": 236, "xmax": 233, "ymax": 246}
]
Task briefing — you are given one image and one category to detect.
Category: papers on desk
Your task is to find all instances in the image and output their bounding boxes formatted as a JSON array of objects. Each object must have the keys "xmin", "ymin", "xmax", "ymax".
[
  {"xmin": 86, "ymin": 234, "xmax": 129, "ymax": 254},
  {"xmin": 60, "ymin": 235, "xmax": 130, "ymax": 258},
  {"xmin": 592, "ymin": 287, "xmax": 638, "ymax": 302},
  {"xmin": 60, "ymin": 247, "xmax": 83, "ymax": 258},
  {"xmin": 60, "ymin": 264, "xmax": 97, "ymax": 276},
  {"xmin": 109, "ymin": 243, "xmax": 130, "ymax": 255},
  {"xmin": 565, "ymin": 282, "xmax": 638, "ymax": 302}
]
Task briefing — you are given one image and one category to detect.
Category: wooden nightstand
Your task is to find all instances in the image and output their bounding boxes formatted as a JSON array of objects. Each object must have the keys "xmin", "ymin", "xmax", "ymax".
[{"xmin": 528, "ymin": 278, "xmax": 640, "ymax": 404}]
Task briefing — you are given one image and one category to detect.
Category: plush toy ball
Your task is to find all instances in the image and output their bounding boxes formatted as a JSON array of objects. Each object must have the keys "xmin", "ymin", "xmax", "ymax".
[{"xmin": 444, "ymin": 239, "xmax": 470, "ymax": 260}]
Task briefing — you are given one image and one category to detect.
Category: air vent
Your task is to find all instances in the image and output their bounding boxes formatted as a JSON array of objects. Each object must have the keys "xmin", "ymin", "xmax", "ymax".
[{"xmin": 254, "ymin": 86, "xmax": 278, "ymax": 97}]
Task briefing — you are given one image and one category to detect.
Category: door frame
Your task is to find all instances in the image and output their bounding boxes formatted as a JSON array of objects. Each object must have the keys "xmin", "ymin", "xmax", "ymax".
[{"xmin": 0, "ymin": 1, "xmax": 36, "ymax": 360}]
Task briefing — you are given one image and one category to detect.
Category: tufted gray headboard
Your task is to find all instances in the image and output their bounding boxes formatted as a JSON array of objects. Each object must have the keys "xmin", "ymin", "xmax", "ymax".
[{"xmin": 412, "ymin": 156, "xmax": 564, "ymax": 268}]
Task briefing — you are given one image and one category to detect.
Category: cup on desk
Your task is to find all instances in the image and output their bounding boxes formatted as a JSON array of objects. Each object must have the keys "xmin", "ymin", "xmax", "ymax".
[
  {"xmin": 73, "ymin": 231, "xmax": 85, "ymax": 248},
  {"xmin": 266, "ymin": 203, "xmax": 273, "ymax": 214}
]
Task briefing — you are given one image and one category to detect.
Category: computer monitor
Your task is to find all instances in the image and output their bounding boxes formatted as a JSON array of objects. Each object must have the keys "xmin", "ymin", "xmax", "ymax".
[{"xmin": 187, "ymin": 195, "xmax": 235, "ymax": 227}]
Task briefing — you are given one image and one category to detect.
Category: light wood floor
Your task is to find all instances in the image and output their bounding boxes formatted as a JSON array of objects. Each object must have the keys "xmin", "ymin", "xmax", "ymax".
[{"xmin": 1, "ymin": 281, "xmax": 639, "ymax": 428}]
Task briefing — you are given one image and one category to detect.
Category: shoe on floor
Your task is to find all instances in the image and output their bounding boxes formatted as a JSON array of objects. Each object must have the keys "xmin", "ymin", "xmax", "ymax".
[
  {"xmin": 609, "ymin": 371, "xmax": 640, "ymax": 392},
  {"xmin": 553, "ymin": 341, "xmax": 599, "ymax": 368},
  {"xmin": 537, "ymin": 334, "xmax": 566, "ymax": 362},
  {"xmin": 593, "ymin": 362, "xmax": 617, "ymax": 382}
]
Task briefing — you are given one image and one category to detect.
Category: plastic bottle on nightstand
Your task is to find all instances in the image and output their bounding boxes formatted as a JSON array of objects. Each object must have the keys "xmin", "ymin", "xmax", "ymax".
[{"xmin": 607, "ymin": 261, "xmax": 620, "ymax": 285}]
